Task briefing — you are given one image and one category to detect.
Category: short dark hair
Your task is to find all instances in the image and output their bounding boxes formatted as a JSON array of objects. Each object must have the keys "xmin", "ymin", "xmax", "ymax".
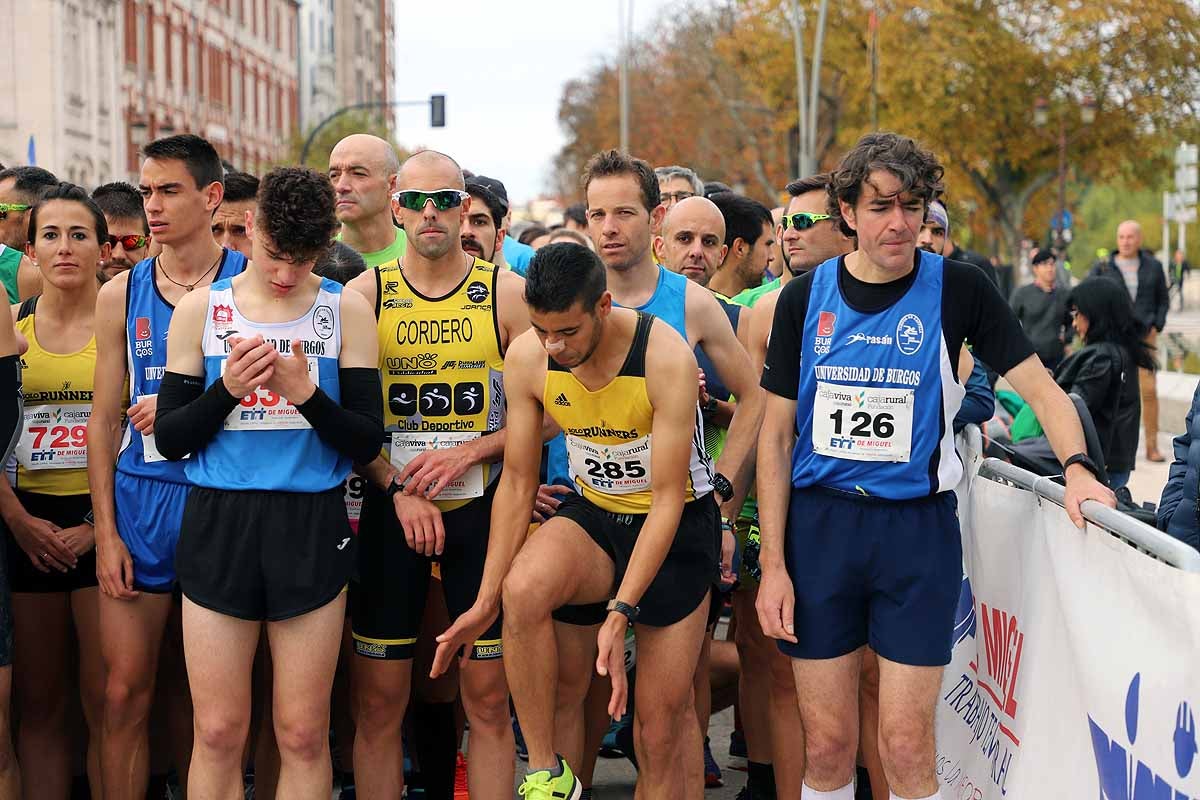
[
  {"xmin": 827, "ymin": 133, "xmax": 944, "ymax": 237},
  {"xmin": 142, "ymin": 134, "xmax": 224, "ymax": 190},
  {"xmin": 524, "ymin": 242, "xmax": 607, "ymax": 313},
  {"xmin": 28, "ymin": 182, "xmax": 109, "ymax": 246},
  {"xmin": 0, "ymin": 166, "xmax": 60, "ymax": 203},
  {"xmin": 312, "ymin": 240, "xmax": 367, "ymax": 286},
  {"xmin": 465, "ymin": 179, "xmax": 506, "ymax": 228},
  {"xmin": 710, "ymin": 193, "xmax": 773, "ymax": 249},
  {"xmin": 563, "ymin": 203, "xmax": 587, "ymax": 227},
  {"xmin": 581, "ymin": 150, "xmax": 660, "ymax": 213},
  {"xmin": 547, "ymin": 229, "xmax": 591, "ymax": 248},
  {"xmin": 518, "ymin": 225, "xmax": 549, "ymax": 246},
  {"xmin": 92, "ymin": 182, "xmax": 148, "ymax": 233},
  {"xmin": 222, "ymin": 172, "xmax": 260, "ymax": 204},
  {"xmin": 785, "ymin": 173, "xmax": 831, "ymax": 198},
  {"xmin": 255, "ymin": 167, "xmax": 337, "ymax": 263}
]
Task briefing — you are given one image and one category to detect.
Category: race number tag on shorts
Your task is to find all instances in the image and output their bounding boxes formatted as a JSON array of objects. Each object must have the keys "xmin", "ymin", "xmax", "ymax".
[
  {"xmin": 222, "ymin": 358, "xmax": 318, "ymax": 430},
  {"xmin": 811, "ymin": 382, "xmax": 914, "ymax": 462},
  {"xmin": 389, "ymin": 431, "xmax": 484, "ymax": 500},
  {"xmin": 343, "ymin": 473, "xmax": 366, "ymax": 533},
  {"xmin": 566, "ymin": 434, "xmax": 652, "ymax": 495},
  {"xmin": 14, "ymin": 404, "xmax": 91, "ymax": 469},
  {"xmin": 136, "ymin": 394, "xmax": 189, "ymax": 463}
]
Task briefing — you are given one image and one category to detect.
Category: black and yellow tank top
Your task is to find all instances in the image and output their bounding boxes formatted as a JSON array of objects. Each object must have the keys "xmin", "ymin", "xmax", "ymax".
[
  {"xmin": 375, "ymin": 257, "xmax": 506, "ymax": 511},
  {"xmin": 10, "ymin": 297, "xmax": 96, "ymax": 495},
  {"xmin": 544, "ymin": 312, "xmax": 714, "ymax": 515}
]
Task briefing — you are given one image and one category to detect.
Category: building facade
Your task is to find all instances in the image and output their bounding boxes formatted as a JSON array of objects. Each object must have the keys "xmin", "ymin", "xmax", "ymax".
[
  {"xmin": 334, "ymin": 0, "xmax": 393, "ymax": 128},
  {"xmin": 0, "ymin": 0, "xmax": 123, "ymax": 185},
  {"xmin": 121, "ymin": 0, "xmax": 301, "ymax": 177},
  {"xmin": 298, "ymin": 0, "xmax": 336, "ymax": 132}
]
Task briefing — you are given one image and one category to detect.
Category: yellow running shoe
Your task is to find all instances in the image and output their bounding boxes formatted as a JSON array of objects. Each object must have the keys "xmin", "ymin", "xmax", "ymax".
[{"xmin": 517, "ymin": 755, "xmax": 581, "ymax": 800}]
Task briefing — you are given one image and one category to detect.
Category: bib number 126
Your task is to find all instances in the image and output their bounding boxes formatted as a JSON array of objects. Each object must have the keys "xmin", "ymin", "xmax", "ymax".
[{"xmin": 828, "ymin": 409, "xmax": 894, "ymax": 439}]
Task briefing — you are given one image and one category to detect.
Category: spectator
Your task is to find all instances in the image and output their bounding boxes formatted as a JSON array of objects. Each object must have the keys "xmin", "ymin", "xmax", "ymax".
[
  {"xmin": 1158, "ymin": 381, "xmax": 1200, "ymax": 551},
  {"xmin": 1171, "ymin": 248, "xmax": 1191, "ymax": 309},
  {"xmin": 1010, "ymin": 248, "xmax": 1070, "ymax": 370},
  {"xmin": 1057, "ymin": 277, "xmax": 1155, "ymax": 488},
  {"xmin": 1088, "ymin": 220, "xmax": 1170, "ymax": 461}
]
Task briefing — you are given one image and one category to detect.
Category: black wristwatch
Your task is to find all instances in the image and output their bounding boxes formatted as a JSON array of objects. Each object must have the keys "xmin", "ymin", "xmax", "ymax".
[
  {"xmin": 701, "ymin": 396, "xmax": 719, "ymax": 420},
  {"xmin": 712, "ymin": 472, "xmax": 733, "ymax": 503},
  {"xmin": 386, "ymin": 476, "xmax": 405, "ymax": 497},
  {"xmin": 606, "ymin": 599, "xmax": 639, "ymax": 626},
  {"xmin": 82, "ymin": 510, "xmax": 95, "ymax": 527},
  {"xmin": 1063, "ymin": 452, "xmax": 1101, "ymax": 480}
]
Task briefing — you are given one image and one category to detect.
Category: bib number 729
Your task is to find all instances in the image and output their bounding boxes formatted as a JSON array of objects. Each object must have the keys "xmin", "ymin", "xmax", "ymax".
[
  {"xmin": 829, "ymin": 408, "xmax": 895, "ymax": 439},
  {"xmin": 584, "ymin": 458, "xmax": 647, "ymax": 480}
]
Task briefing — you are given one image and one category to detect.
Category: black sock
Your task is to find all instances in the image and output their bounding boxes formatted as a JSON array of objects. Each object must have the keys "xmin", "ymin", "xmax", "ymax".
[
  {"xmin": 412, "ymin": 700, "xmax": 458, "ymax": 800},
  {"xmin": 580, "ymin": 788, "xmax": 593, "ymax": 800},
  {"xmin": 748, "ymin": 760, "xmax": 775, "ymax": 793},
  {"xmin": 147, "ymin": 773, "xmax": 169, "ymax": 798}
]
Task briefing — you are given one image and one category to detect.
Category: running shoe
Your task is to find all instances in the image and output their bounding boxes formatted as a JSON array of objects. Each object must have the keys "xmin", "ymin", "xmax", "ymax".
[
  {"xmin": 514, "ymin": 715, "xmax": 529, "ymax": 761},
  {"xmin": 704, "ymin": 736, "xmax": 723, "ymax": 787},
  {"xmin": 517, "ymin": 755, "xmax": 582, "ymax": 800},
  {"xmin": 454, "ymin": 752, "xmax": 469, "ymax": 799},
  {"xmin": 599, "ymin": 716, "xmax": 627, "ymax": 758},
  {"xmin": 729, "ymin": 728, "xmax": 747, "ymax": 759}
]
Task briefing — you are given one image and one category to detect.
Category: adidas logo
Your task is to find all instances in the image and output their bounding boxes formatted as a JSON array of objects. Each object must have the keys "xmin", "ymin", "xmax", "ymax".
[{"xmin": 554, "ymin": 393, "xmax": 571, "ymax": 407}]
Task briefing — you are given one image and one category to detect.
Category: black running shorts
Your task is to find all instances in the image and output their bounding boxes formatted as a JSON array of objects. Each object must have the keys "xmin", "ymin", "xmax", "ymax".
[{"xmin": 176, "ymin": 486, "xmax": 354, "ymax": 622}]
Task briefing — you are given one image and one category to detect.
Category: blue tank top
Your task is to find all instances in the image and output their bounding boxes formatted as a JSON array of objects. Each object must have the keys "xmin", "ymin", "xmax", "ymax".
[
  {"xmin": 117, "ymin": 249, "xmax": 247, "ymax": 483},
  {"xmin": 793, "ymin": 251, "xmax": 965, "ymax": 499},
  {"xmin": 184, "ymin": 276, "xmax": 350, "ymax": 493},
  {"xmin": 546, "ymin": 265, "xmax": 692, "ymax": 488}
]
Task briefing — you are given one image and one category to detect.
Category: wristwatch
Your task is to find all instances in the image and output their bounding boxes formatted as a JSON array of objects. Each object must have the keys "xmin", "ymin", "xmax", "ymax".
[
  {"xmin": 606, "ymin": 599, "xmax": 639, "ymax": 626},
  {"xmin": 712, "ymin": 472, "xmax": 734, "ymax": 503},
  {"xmin": 386, "ymin": 476, "xmax": 405, "ymax": 497},
  {"xmin": 1063, "ymin": 452, "xmax": 1101, "ymax": 480},
  {"xmin": 701, "ymin": 396, "xmax": 719, "ymax": 420}
]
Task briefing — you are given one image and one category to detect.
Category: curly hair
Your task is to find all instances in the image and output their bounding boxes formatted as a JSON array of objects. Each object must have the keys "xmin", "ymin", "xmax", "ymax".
[
  {"xmin": 827, "ymin": 133, "xmax": 944, "ymax": 237},
  {"xmin": 255, "ymin": 167, "xmax": 337, "ymax": 264}
]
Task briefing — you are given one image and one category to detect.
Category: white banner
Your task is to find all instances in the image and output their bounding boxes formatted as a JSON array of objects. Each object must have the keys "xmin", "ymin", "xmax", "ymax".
[{"xmin": 937, "ymin": 443, "xmax": 1200, "ymax": 798}]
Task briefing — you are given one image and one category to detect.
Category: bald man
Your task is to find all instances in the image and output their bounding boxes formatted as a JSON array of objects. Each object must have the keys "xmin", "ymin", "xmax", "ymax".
[
  {"xmin": 655, "ymin": 195, "xmax": 728, "ymax": 286},
  {"xmin": 1089, "ymin": 219, "xmax": 1170, "ymax": 460},
  {"xmin": 347, "ymin": 149, "xmax": 528, "ymax": 799},
  {"xmin": 329, "ymin": 134, "xmax": 407, "ymax": 267}
]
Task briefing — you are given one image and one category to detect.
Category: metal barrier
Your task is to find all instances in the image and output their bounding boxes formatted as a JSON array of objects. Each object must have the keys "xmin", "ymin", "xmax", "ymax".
[{"xmin": 975, "ymin": 457, "xmax": 1200, "ymax": 572}]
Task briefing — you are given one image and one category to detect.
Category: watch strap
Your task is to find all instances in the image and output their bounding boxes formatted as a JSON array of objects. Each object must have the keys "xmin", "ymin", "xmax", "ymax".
[{"xmin": 606, "ymin": 599, "xmax": 639, "ymax": 625}]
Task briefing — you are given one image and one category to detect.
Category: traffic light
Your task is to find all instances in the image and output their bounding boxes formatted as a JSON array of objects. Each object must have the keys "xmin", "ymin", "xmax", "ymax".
[{"xmin": 430, "ymin": 94, "xmax": 446, "ymax": 128}]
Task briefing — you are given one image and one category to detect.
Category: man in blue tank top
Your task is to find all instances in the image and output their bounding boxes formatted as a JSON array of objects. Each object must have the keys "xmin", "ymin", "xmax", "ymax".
[
  {"xmin": 757, "ymin": 133, "xmax": 1115, "ymax": 800},
  {"xmin": 87, "ymin": 134, "xmax": 247, "ymax": 800}
]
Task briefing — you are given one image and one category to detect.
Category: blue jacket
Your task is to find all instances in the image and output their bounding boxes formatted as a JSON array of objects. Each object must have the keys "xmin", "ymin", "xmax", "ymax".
[
  {"xmin": 953, "ymin": 357, "xmax": 995, "ymax": 433},
  {"xmin": 1157, "ymin": 380, "xmax": 1200, "ymax": 550}
]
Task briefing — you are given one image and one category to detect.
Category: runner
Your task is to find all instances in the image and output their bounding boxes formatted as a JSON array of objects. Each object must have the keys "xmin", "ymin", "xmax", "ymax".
[
  {"xmin": 346, "ymin": 149, "xmax": 526, "ymax": 800},
  {"xmin": 88, "ymin": 134, "xmax": 247, "ymax": 800},
  {"xmin": 329, "ymin": 134, "xmax": 407, "ymax": 267},
  {"xmin": 91, "ymin": 182, "xmax": 151, "ymax": 281},
  {"xmin": 1, "ymin": 183, "xmax": 106, "ymax": 799},
  {"xmin": 210, "ymin": 171, "xmax": 258, "ymax": 258},
  {"xmin": 433, "ymin": 241, "xmax": 718, "ymax": 798},
  {"xmin": 756, "ymin": 133, "xmax": 1114, "ymax": 800},
  {"xmin": 154, "ymin": 166, "xmax": 380, "ymax": 799},
  {"xmin": 0, "ymin": 290, "xmax": 20, "ymax": 800},
  {"xmin": 0, "ymin": 167, "xmax": 58, "ymax": 303}
]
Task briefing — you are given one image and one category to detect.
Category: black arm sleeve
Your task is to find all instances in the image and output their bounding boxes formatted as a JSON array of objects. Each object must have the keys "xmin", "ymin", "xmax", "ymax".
[
  {"xmin": 155, "ymin": 371, "xmax": 240, "ymax": 461},
  {"xmin": 761, "ymin": 274, "xmax": 813, "ymax": 399},
  {"xmin": 294, "ymin": 367, "xmax": 383, "ymax": 465},
  {"xmin": 0, "ymin": 355, "xmax": 21, "ymax": 465}
]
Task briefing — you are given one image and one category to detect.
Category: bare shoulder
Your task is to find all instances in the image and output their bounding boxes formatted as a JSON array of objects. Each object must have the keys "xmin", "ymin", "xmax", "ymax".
[
  {"xmin": 339, "ymin": 282, "xmax": 374, "ymax": 317},
  {"xmin": 505, "ymin": 327, "xmax": 545, "ymax": 370},
  {"xmin": 96, "ymin": 271, "xmax": 131, "ymax": 324},
  {"xmin": 346, "ymin": 267, "xmax": 378, "ymax": 307},
  {"xmin": 645, "ymin": 318, "xmax": 697, "ymax": 375}
]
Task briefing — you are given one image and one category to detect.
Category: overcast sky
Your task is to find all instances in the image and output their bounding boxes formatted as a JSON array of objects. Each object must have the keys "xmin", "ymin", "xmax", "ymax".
[{"xmin": 393, "ymin": 0, "xmax": 676, "ymax": 205}]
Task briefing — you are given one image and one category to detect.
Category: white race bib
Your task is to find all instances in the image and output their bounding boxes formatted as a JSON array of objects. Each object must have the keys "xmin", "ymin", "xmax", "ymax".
[
  {"xmin": 14, "ymin": 403, "xmax": 91, "ymax": 470},
  {"xmin": 389, "ymin": 431, "xmax": 484, "ymax": 500},
  {"xmin": 136, "ymin": 393, "xmax": 188, "ymax": 463},
  {"xmin": 566, "ymin": 434, "xmax": 652, "ymax": 495},
  {"xmin": 811, "ymin": 381, "xmax": 914, "ymax": 462},
  {"xmin": 222, "ymin": 358, "xmax": 318, "ymax": 430}
]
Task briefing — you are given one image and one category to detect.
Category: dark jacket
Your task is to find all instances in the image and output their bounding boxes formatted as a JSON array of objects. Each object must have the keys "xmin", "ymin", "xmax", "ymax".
[
  {"xmin": 1158, "ymin": 380, "xmax": 1200, "ymax": 551},
  {"xmin": 948, "ymin": 245, "xmax": 998, "ymax": 287},
  {"xmin": 1054, "ymin": 341, "xmax": 1140, "ymax": 473},
  {"xmin": 1088, "ymin": 250, "xmax": 1169, "ymax": 332}
]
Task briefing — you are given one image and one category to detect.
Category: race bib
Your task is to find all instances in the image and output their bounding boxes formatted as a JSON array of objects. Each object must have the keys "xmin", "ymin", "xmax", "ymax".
[
  {"xmin": 222, "ymin": 358, "xmax": 318, "ymax": 430},
  {"xmin": 14, "ymin": 404, "xmax": 91, "ymax": 470},
  {"xmin": 136, "ymin": 394, "xmax": 188, "ymax": 463},
  {"xmin": 389, "ymin": 431, "xmax": 484, "ymax": 500},
  {"xmin": 811, "ymin": 381, "xmax": 914, "ymax": 462},
  {"xmin": 566, "ymin": 434, "xmax": 652, "ymax": 495},
  {"xmin": 343, "ymin": 473, "xmax": 366, "ymax": 533}
]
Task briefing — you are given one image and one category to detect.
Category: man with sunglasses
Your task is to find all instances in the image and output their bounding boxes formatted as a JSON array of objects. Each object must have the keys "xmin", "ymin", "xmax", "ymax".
[
  {"xmin": 93, "ymin": 182, "xmax": 152, "ymax": 281},
  {"xmin": 0, "ymin": 166, "xmax": 58, "ymax": 303},
  {"xmin": 329, "ymin": 134, "xmax": 407, "ymax": 268},
  {"xmin": 346, "ymin": 150, "xmax": 528, "ymax": 800}
]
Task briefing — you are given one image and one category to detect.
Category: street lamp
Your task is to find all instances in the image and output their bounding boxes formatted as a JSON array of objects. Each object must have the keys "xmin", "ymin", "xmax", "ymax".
[{"xmin": 1034, "ymin": 93, "xmax": 1096, "ymax": 252}]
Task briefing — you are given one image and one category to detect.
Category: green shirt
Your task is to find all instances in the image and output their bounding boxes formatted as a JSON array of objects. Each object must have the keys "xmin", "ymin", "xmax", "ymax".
[
  {"xmin": 730, "ymin": 276, "xmax": 780, "ymax": 308},
  {"xmin": 0, "ymin": 245, "xmax": 21, "ymax": 304},
  {"xmin": 339, "ymin": 226, "xmax": 407, "ymax": 268}
]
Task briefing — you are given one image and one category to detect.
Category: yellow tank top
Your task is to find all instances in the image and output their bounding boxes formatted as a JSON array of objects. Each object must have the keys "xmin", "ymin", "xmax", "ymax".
[
  {"xmin": 544, "ymin": 312, "xmax": 714, "ymax": 515},
  {"xmin": 11, "ymin": 299, "xmax": 97, "ymax": 495},
  {"xmin": 376, "ymin": 257, "xmax": 506, "ymax": 511}
]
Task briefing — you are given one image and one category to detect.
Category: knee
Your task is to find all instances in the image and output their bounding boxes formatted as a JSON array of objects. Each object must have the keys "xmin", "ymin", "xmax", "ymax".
[
  {"xmin": 274, "ymin": 713, "xmax": 329, "ymax": 764},
  {"xmin": 462, "ymin": 674, "xmax": 511, "ymax": 735},
  {"xmin": 353, "ymin": 679, "xmax": 408, "ymax": 732},
  {"xmin": 803, "ymin": 721, "xmax": 858, "ymax": 774},
  {"xmin": 501, "ymin": 570, "xmax": 552, "ymax": 624},
  {"xmin": 103, "ymin": 672, "xmax": 154, "ymax": 723},
  {"xmin": 878, "ymin": 717, "xmax": 934, "ymax": 779},
  {"xmin": 193, "ymin": 711, "xmax": 249, "ymax": 759},
  {"xmin": 635, "ymin": 701, "xmax": 691, "ymax": 764}
]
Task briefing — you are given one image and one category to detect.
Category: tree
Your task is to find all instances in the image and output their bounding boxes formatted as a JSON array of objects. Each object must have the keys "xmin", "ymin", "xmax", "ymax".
[{"xmin": 278, "ymin": 110, "xmax": 413, "ymax": 170}]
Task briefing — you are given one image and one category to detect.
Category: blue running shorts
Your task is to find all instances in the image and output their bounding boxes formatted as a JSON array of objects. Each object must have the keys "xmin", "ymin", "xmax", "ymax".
[{"xmin": 114, "ymin": 472, "xmax": 189, "ymax": 593}]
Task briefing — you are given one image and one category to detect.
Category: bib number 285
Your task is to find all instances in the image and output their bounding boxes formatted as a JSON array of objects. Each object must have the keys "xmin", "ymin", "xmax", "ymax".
[
  {"xmin": 584, "ymin": 459, "xmax": 646, "ymax": 480},
  {"xmin": 828, "ymin": 409, "xmax": 894, "ymax": 439}
]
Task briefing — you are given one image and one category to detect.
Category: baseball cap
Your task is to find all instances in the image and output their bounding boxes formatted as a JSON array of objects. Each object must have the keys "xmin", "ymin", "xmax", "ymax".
[{"xmin": 468, "ymin": 175, "xmax": 510, "ymax": 215}]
